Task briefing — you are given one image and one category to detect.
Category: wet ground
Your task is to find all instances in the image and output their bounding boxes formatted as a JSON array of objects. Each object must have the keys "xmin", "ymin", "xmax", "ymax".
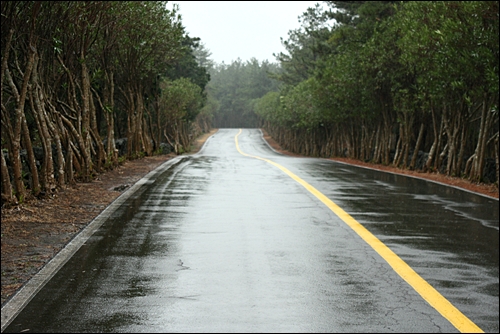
[{"xmin": 3, "ymin": 129, "xmax": 498, "ymax": 333}]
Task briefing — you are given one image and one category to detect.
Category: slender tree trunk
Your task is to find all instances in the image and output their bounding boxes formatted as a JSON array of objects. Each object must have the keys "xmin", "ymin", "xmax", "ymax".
[
  {"xmin": 60, "ymin": 114, "xmax": 91, "ymax": 181},
  {"xmin": 410, "ymin": 122, "xmax": 425, "ymax": 170},
  {"xmin": 44, "ymin": 100, "xmax": 66, "ymax": 187},
  {"xmin": 30, "ymin": 57, "xmax": 55, "ymax": 191},
  {"xmin": 384, "ymin": 124, "xmax": 392, "ymax": 166},
  {"xmin": 393, "ymin": 123, "xmax": 403, "ymax": 166},
  {"xmin": 134, "ymin": 91, "xmax": 143, "ymax": 155},
  {"xmin": 93, "ymin": 79, "xmax": 117, "ymax": 168},
  {"xmin": 157, "ymin": 99, "xmax": 162, "ymax": 151},
  {"xmin": 456, "ymin": 122, "xmax": 467, "ymax": 176},
  {"xmin": 89, "ymin": 93, "xmax": 105, "ymax": 172},
  {"xmin": 66, "ymin": 139, "xmax": 75, "ymax": 184},
  {"xmin": 0, "ymin": 29, "xmax": 15, "ymax": 203},
  {"xmin": 434, "ymin": 116, "xmax": 446, "ymax": 171},
  {"xmin": 0, "ymin": 29, "xmax": 16, "ymax": 200},
  {"xmin": 80, "ymin": 59, "xmax": 92, "ymax": 180},
  {"xmin": 106, "ymin": 72, "xmax": 117, "ymax": 165},
  {"xmin": 443, "ymin": 103, "xmax": 463, "ymax": 176},
  {"xmin": 470, "ymin": 97, "xmax": 497, "ymax": 182},
  {"xmin": 4, "ymin": 41, "xmax": 36, "ymax": 200},
  {"xmin": 56, "ymin": 113, "xmax": 74, "ymax": 184},
  {"xmin": 1, "ymin": 148, "xmax": 14, "ymax": 203},
  {"xmin": 143, "ymin": 116, "xmax": 153, "ymax": 155},
  {"xmin": 124, "ymin": 86, "xmax": 136, "ymax": 158},
  {"xmin": 29, "ymin": 89, "xmax": 48, "ymax": 188},
  {"xmin": 425, "ymin": 106, "xmax": 439, "ymax": 171},
  {"xmin": 1, "ymin": 106, "xmax": 16, "ymax": 204},
  {"xmin": 373, "ymin": 125, "xmax": 381, "ymax": 163},
  {"xmin": 21, "ymin": 106, "xmax": 40, "ymax": 194},
  {"xmin": 403, "ymin": 113, "xmax": 414, "ymax": 169},
  {"xmin": 494, "ymin": 133, "xmax": 499, "ymax": 186}
]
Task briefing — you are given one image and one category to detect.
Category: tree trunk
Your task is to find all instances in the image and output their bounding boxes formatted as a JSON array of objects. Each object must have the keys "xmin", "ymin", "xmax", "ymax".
[
  {"xmin": 373, "ymin": 125, "xmax": 382, "ymax": 163},
  {"xmin": 106, "ymin": 72, "xmax": 117, "ymax": 166},
  {"xmin": 124, "ymin": 86, "xmax": 136, "ymax": 158},
  {"xmin": 470, "ymin": 97, "xmax": 497, "ymax": 182},
  {"xmin": 80, "ymin": 60, "xmax": 93, "ymax": 180},
  {"xmin": 142, "ymin": 116, "xmax": 153, "ymax": 155},
  {"xmin": 57, "ymin": 113, "xmax": 74, "ymax": 184},
  {"xmin": 30, "ymin": 59, "xmax": 55, "ymax": 191},
  {"xmin": 434, "ymin": 116, "xmax": 446, "ymax": 171},
  {"xmin": 29, "ymin": 89, "xmax": 49, "ymax": 189},
  {"xmin": 61, "ymin": 114, "xmax": 92, "ymax": 181},
  {"xmin": 425, "ymin": 106, "xmax": 439, "ymax": 171},
  {"xmin": 409, "ymin": 122, "xmax": 425, "ymax": 170},
  {"xmin": 21, "ymin": 107, "xmax": 40, "ymax": 194},
  {"xmin": 93, "ymin": 80, "xmax": 117, "ymax": 168},
  {"xmin": 0, "ymin": 29, "xmax": 15, "ymax": 203},
  {"xmin": 1, "ymin": 148, "xmax": 14, "ymax": 204},
  {"xmin": 45, "ymin": 100, "xmax": 66, "ymax": 187},
  {"xmin": 1, "ymin": 107, "xmax": 16, "ymax": 204},
  {"xmin": 495, "ymin": 133, "xmax": 499, "ymax": 186},
  {"xmin": 4, "ymin": 41, "xmax": 36, "ymax": 200},
  {"xmin": 443, "ymin": 103, "xmax": 462, "ymax": 176},
  {"xmin": 135, "ymin": 90, "xmax": 147, "ymax": 155},
  {"xmin": 456, "ymin": 122, "xmax": 467, "ymax": 177},
  {"xmin": 393, "ymin": 123, "xmax": 403, "ymax": 166},
  {"xmin": 89, "ymin": 92, "xmax": 105, "ymax": 172},
  {"xmin": 403, "ymin": 115, "xmax": 414, "ymax": 169}
]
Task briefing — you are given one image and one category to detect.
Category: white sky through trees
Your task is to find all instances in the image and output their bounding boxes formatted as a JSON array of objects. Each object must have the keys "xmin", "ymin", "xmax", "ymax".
[{"xmin": 167, "ymin": 1, "xmax": 322, "ymax": 65}]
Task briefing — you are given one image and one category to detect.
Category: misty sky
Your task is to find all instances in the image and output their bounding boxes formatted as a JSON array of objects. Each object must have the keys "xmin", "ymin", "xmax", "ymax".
[{"xmin": 166, "ymin": 1, "xmax": 323, "ymax": 64}]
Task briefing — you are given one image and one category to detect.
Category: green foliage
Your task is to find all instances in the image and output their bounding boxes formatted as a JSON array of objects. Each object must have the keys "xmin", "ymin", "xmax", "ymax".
[
  {"xmin": 261, "ymin": 0, "xmax": 498, "ymax": 179},
  {"xmin": 254, "ymin": 91, "xmax": 281, "ymax": 124},
  {"xmin": 160, "ymin": 78, "xmax": 203, "ymax": 123},
  {"xmin": 1, "ymin": 1, "xmax": 216, "ymax": 199},
  {"xmin": 166, "ymin": 35, "xmax": 211, "ymax": 93},
  {"xmin": 209, "ymin": 58, "xmax": 281, "ymax": 128},
  {"xmin": 273, "ymin": 4, "xmax": 332, "ymax": 86},
  {"xmin": 396, "ymin": 1, "xmax": 499, "ymax": 103}
]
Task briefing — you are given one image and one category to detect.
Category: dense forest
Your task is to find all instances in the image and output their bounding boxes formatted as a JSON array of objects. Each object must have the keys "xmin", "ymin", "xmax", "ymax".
[
  {"xmin": 2, "ymin": 1, "xmax": 499, "ymax": 206},
  {"xmin": 1, "ymin": 1, "xmax": 211, "ymax": 205},
  {"xmin": 254, "ymin": 1, "xmax": 498, "ymax": 185},
  {"xmin": 210, "ymin": 58, "xmax": 281, "ymax": 128}
]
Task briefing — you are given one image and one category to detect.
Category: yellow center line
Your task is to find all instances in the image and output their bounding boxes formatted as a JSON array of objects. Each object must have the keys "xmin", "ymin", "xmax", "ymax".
[{"xmin": 235, "ymin": 129, "xmax": 483, "ymax": 333}]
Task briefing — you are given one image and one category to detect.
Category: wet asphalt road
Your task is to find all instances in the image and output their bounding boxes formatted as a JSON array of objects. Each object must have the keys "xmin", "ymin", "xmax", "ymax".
[{"xmin": 3, "ymin": 129, "xmax": 498, "ymax": 333}]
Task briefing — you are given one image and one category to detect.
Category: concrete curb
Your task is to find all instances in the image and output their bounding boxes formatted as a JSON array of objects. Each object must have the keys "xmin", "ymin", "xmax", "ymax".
[{"xmin": 258, "ymin": 129, "xmax": 284, "ymax": 156}]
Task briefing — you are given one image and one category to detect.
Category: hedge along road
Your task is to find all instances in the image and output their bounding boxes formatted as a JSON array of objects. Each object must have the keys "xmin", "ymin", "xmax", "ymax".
[{"xmin": 3, "ymin": 129, "xmax": 498, "ymax": 333}]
